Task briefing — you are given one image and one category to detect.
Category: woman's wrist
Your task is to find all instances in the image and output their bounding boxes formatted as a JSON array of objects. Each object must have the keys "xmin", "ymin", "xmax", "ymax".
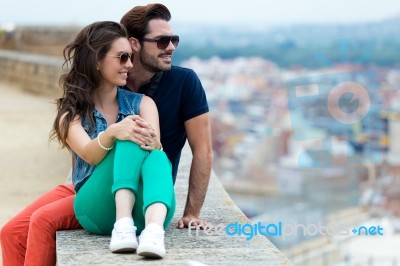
[{"xmin": 97, "ymin": 131, "xmax": 114, "ymax": 151}]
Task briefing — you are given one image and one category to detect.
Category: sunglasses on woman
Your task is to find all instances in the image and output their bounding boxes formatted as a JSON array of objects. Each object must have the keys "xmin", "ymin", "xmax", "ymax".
[
  {"xmin": 106, "ymin": 52, "xmax": 132, "ymax": 65},
  {"xmin": 141, "ymin": 35, "xmax": 180, "ymax": 49}
]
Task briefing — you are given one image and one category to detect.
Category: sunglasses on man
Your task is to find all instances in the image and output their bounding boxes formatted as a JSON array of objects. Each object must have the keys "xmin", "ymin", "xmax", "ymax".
[
  {"xmin": 141, "ymin": 35, "xmax": 180, "ymax": 49},
  {"xmin": 106, "ymin": 52, "xmax": 132, "ymax": 65}
]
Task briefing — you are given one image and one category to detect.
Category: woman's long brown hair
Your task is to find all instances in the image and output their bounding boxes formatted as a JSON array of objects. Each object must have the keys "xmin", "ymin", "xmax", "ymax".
[{"xmin": 49, "ymin": 21, "xmax": 128, "ymax": 149}]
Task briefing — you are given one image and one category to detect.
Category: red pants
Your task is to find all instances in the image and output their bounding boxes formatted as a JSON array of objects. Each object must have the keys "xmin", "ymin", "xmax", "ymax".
[{"xmin": 0, "ymin": 183, "xmax": 81, "ymax": 266}]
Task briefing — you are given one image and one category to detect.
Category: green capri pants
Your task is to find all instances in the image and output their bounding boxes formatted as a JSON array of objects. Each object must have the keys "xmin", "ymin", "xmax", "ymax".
[{"xmin": 74, "ymin": 140, "xmax": 176, "ymax": 235}]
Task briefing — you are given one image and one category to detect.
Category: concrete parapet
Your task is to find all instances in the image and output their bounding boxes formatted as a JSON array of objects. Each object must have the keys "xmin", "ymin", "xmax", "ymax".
[
  {"xmin": 56, "ymin": 145, "xmax": 292, "ymax": 265},
  {"xmin": 0, "ymin": 49, "xmax": 62, "ymax": 97},
  {"xmin": 0, "ymin": 26, "xmax": 79, "ymax": 56}
]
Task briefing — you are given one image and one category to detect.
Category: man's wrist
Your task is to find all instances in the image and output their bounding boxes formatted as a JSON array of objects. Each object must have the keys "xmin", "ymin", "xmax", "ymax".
[
  {"xmin": 158, "ymin": 142, "xmax": 163, "ymax": 150},
  {"xmin": 183, "ymin": 209, "xmax": 200, "ymax": 218}
]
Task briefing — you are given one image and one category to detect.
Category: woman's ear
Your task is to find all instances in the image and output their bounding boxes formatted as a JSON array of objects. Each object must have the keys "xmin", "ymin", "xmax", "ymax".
[{"xmin": 128, "ymin": 37, "xmax": 140, "ymax": 53}]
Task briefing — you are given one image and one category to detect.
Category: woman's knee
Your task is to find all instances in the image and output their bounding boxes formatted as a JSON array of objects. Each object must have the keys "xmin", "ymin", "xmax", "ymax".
[
  {"xmin": 115, "ymin": 140, "xmax": 144, "ymax": 154},
  {"xmin": 142, "ymin": 150, "xmax": 172, "ymax": 178},
  {"xmin": 113, "ymin": 140, "xmax": 148, "ymax": 168},
  {"xmin": 145, "ymin": 150, "xmax": 170, "ymax": 163}
]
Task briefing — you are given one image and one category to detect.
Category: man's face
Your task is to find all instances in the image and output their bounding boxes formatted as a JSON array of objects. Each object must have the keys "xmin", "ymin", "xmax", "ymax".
[{"xmin": 139, "ymin": 19, "xmax": 177, "ymax": 72}]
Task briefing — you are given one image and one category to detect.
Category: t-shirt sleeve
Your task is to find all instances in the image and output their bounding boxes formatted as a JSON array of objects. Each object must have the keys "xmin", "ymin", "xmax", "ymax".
[{"xmin": 181, "ymin": 69, "xmax": 209, "ymax": 122}]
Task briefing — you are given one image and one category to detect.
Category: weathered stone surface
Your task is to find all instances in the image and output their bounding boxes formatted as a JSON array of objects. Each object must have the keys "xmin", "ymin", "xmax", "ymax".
[{"xmin": 57, "ymin": 145, "xmax": 292, "ymax": 265}]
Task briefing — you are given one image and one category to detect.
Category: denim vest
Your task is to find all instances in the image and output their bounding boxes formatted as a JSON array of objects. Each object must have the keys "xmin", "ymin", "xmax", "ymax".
[{"xmin": 72, "ymin": 88, "xmax": 143, "ymax": 192}]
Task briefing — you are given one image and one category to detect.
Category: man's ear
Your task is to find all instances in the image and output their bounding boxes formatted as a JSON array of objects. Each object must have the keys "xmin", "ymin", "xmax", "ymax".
[{"xmin": 129, "ymin": 37, "xmax": 140, "ymax": 52}]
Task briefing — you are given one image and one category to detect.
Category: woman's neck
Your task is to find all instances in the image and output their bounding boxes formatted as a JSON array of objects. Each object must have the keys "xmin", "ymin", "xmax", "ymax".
[{"xmin": 94, "ymin": 87, "xmax": 119, "ymax": 126}]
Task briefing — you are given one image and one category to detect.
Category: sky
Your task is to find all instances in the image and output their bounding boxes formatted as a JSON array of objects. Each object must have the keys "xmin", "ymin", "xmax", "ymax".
[{"xmin": 1, "ymin": 0, "xmax": 400, "ymax": 27}]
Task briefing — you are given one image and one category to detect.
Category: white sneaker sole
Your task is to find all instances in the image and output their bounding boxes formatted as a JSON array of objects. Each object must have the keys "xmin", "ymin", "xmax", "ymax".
[
  {"xmin": 110, "ymin": 242, "xmax": 138, "ymax": 253},
  {"xmin": 137, "ymin": 245, "xmax": 165, "ymax": 258}
]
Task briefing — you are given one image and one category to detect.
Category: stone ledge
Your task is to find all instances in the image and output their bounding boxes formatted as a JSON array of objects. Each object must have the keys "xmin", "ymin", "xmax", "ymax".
[
  {"xmin": 56, "ymin": 145, "xmax": 292, "ymax": 265},
  {"xmin": 0, "ymin": 49, "xmax": 62, "ymax": 97}
]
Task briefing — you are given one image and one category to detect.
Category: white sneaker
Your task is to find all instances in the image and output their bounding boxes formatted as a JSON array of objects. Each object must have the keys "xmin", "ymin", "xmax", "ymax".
[
  {"xmin": 109, "ymin": 224, "xmax": 138, "ymax": 253},
  {"xmin": 137, "ymin": 224, "xmax": 166, "ymax": 258}
]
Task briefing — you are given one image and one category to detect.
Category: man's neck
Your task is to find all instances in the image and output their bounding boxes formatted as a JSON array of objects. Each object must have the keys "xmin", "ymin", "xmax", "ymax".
[{"xmin": 126, "ymin": 67, "xmax": 156, "ymax": 92}]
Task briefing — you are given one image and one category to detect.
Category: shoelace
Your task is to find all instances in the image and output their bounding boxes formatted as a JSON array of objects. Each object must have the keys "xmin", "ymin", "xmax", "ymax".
[
  {"xmin": 113, "ymin": 226, "xmax": 137, "ymax": 240},
  {"xmin": 140, "ymin": 230, "xmax": 164, "ymax": 245}
]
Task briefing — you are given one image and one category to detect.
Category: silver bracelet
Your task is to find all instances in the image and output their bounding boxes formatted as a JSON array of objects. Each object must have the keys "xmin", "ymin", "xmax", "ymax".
[{"xmin": 97, "ymin": 131, "xmax": 114, "ymax": 151}]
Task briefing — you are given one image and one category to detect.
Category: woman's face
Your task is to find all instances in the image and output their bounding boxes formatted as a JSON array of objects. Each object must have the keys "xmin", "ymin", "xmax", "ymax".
[{"xmin": 98, "ymin": 37, "xmax": 133, "ymax": 89}]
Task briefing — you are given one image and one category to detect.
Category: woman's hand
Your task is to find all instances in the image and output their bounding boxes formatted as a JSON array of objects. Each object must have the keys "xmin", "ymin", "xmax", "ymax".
[
  {"xmin": 110, "ymin": 115, "xmax": 160, "ymax": 149},
  {"xmin": 136, "ymin": 120, "xmax": 162, "ymax": 151}
]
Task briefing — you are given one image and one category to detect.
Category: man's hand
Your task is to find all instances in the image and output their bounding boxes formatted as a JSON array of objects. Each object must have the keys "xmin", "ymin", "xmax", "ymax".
[
  {"xmin": 177, "ymin": 214, "xmax": 208, "ymax": 229},
  {"xmin": 179, "ymin": 114, "xmax": 213, "ymax": 230}
]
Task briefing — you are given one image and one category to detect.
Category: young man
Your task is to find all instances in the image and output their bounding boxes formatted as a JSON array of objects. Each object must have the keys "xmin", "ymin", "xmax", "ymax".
[{"xmin": 0, "ymin": 3, "xmax": 212, "ymax": 266}]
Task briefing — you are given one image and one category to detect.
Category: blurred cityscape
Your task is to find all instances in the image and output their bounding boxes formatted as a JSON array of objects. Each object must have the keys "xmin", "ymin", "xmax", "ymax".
[
  {"xmin": 1, "ymin": 16, "xmax": 400, "ymax": 265},
  {"xmin": 183, "ymin": 57, "xmax": 400, "ymax": 265}
]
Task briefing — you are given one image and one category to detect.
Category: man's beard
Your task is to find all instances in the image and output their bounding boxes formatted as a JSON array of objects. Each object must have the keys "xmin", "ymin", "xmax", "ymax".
[{"xmin": 139, "ymin": 49, "xmax": 172, "ymax": 73}]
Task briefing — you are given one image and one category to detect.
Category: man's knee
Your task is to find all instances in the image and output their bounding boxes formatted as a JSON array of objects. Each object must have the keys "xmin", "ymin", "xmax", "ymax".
[
  {"xmin": 29, "ymin": 208, "xmax": 56, "ymax": 234},
  {"xmin": 0, "ymin": 219, "xmax": 26, "ymax": 246},
  {"xmin": 29, "ymin": 199, "xmax": 80, "ymax": 234},
  {"xmin": 0, "ymin": 221, "xmax": 11, "ymax": 243}
]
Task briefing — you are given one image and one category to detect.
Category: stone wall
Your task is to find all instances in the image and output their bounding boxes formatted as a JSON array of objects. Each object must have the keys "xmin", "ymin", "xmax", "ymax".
[
  {"xmin": 0, "ymin": 26, "xmax": 80, "ymax": 98},
  {"xmin": 0, "ymin": 26, "xmax": 80, "ymax": 56},
  {"xmin": 0, "ymin": 50, "xmax": 63, "ymax": 97}
]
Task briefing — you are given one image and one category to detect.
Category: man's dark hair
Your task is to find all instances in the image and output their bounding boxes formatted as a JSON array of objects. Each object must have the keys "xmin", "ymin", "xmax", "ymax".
[{"xmin": 120, "ymin": 3, "xmax": 171, "ymax": 40}]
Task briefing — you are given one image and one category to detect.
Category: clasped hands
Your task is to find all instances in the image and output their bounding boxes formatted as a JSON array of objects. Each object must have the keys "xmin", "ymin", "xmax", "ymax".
[{"xmin": 112, "ymin": 115, "xmax": 161, "ymax": 150}]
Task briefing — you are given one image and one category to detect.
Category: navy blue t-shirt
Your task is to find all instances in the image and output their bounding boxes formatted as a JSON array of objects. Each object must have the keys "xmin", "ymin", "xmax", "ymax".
[{"xmin": 137, "ymin": 66, "xmax": 209, "ymax": 183}]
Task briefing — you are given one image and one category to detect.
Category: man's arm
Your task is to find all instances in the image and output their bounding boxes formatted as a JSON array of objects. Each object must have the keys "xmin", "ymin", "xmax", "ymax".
[{"xmin": 178, "ymin": 113, "xmax": 213, "ymax": 228}]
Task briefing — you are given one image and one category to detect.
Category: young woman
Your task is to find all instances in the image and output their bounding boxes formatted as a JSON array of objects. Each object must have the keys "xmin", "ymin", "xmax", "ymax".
[{"xmin": 51, "ymin": 21, "xmax": 175, "ymax": 258}]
